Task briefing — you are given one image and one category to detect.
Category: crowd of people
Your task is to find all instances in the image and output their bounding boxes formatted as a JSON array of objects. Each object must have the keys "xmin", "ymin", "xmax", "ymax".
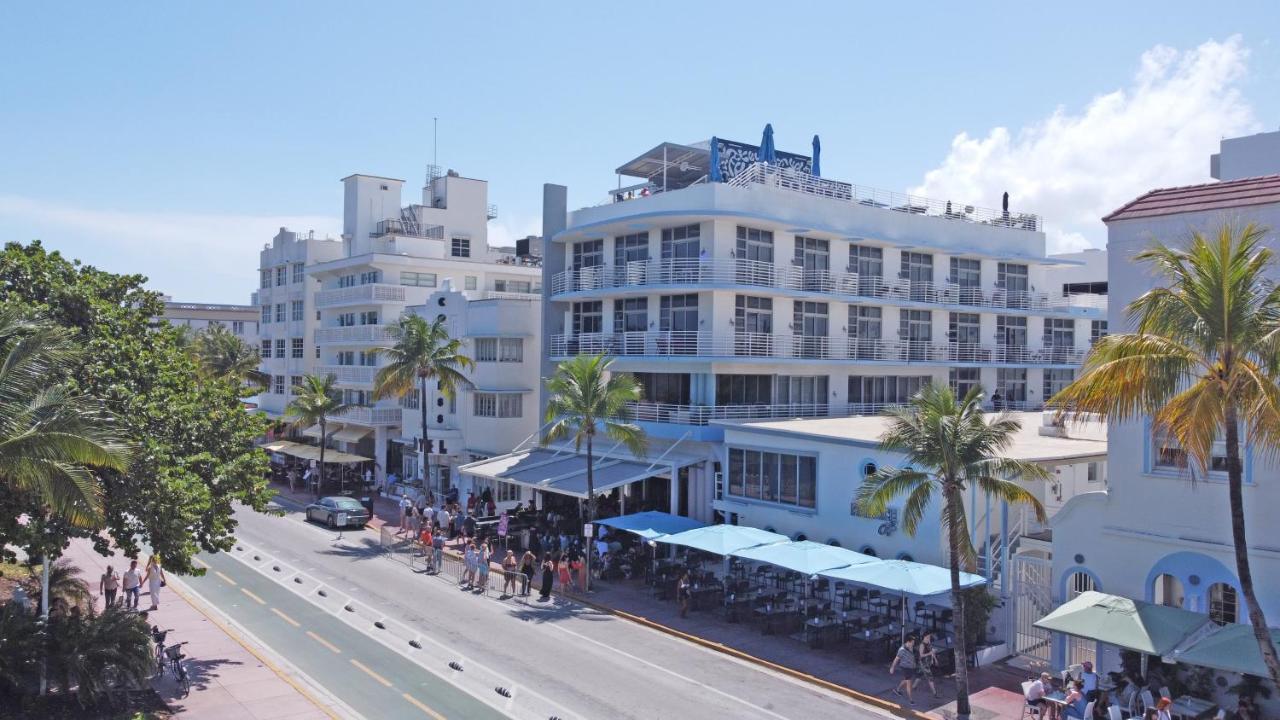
[{"xmin": 96, "ymin": 556, "xmax": 167, "ymax": 611}]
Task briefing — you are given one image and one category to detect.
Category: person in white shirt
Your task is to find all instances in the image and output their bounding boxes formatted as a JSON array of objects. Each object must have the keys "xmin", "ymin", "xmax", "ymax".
[
  {"xmin": 122, "ymin": 560, "xmax": 143, "ymax": 610},
  {"xmin": 1026, "ymin": 672, "xmax": 1056, "ymax": 719},
  {"xmin": 398, "ymin": 494, "xmax": 412, "ymax": 534},
  {"xmin": 1080, "ymin": 661, "xmax": 1098, "ymax": 695}
]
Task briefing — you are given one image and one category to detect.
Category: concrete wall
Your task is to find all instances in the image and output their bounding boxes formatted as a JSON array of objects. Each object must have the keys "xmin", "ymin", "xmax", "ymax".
[{"xmin": 1210, "ymin": 130, "xmax": 1280, "ymax": 181}]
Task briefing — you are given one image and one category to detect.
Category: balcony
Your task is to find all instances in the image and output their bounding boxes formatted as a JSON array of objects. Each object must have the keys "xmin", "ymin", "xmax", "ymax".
[
  {"xmin": 314, "ymin": 325, "xmax": 399, "ymax": 345},
  {"xmin": 371, "ymin": 216, "xmax": 444, "ymax": 240},
  {"xmin": 625, "ymin": 399, "xmax": 1044, "ymax": 426},
  {"xmin": 317, "ymin": 365, "xmax": 377, "ymax": 385},
  {"xmin": 549, "ymin": 331, "xmax": 1088, "ymax": 365},
  {"xmin": 549, "ymin": 258, "xmax": 1105, "ymax": 316},
  {"xmin": 334, "ymin": 405, "xmax": 402, "ymax": 426},
  {"xmin": 314, "ymin": 284, "xmax": 406, "ymax": 308}
]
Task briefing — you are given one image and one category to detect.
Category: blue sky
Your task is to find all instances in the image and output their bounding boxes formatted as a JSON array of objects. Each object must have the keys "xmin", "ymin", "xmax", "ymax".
[{"xmin": 2, "ymin": 2, "xmax": 1278, "ymax": 302}]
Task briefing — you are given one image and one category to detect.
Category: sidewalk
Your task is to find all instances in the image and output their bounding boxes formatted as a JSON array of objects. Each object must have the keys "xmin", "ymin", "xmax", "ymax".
[{"xmin": 62, "ymin": 538, "xmax": 336, "ymax": 720}]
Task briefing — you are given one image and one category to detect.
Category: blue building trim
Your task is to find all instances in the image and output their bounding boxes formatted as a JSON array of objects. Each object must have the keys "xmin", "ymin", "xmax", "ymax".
[
  {"xmin": 1142, "ymin": 550, "xmax": 1240, "ymax": 615},
  {"xmin": 1054, "ymin": 567, "xmax": 1103, "ymax": 668}
]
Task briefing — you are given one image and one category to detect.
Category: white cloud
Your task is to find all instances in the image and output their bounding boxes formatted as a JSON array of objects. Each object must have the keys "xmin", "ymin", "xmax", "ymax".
[
  {"xmin": 486, "ymin": 214, "xmax": 541, "ymax": 250},
  {"xmin": 0, "ymin": 195, "xmax": 339, "ymax": 303},
  {"xmin": 911, "ymin": 36, "xmax": 1260, "ymax": 253}
]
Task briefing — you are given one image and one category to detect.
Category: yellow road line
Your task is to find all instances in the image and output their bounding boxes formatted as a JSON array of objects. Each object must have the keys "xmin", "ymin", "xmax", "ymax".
[
  {"xmin": 402, "ymin": 692, "xmax": 447, "ymax": 720},
  {"xmin": 349, "ymin": 658, "xmax": 392, "ymax": 687},
  {"xmin": 192, "ymin": 557, "xmax": 209, "ymax": 569},
  {"xmin": 306, "ymin": 630, "xmax": 341, "ymax": 654},
  {"xmin": 240, "ymin": 588, "xmax": 266, "ymax": 605},
  {"xmin": 214, "ymin": 570, "xmax": 237, "ymax": 586},
  {"xmin": 272, "ymin": 607, "xmax": 301, "ymax": 627}
]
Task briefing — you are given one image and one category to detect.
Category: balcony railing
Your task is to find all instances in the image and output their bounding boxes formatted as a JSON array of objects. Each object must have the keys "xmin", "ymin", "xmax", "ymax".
[
  {"xmin": 549, "ymin": 258, "xmax": 1105, "ymax": 315},
  {"xmin": 549, "ymin": 331, "xmax": 1088, "ymax": 365},
  {"xmin": 317, "ymin": 365, "xmax": 377, "ymax": 385},
  {"xmin": 371, "ymin": 217, "xmax": 444, "ymax": 240},
  {"xmin": 727, "ymin": 161, "xmax": 1042, "ymax": 231},
  {"xmin": 334, "ymin": 405, "xmax": 402, "ymax": 426},
  {"xmin": 314, "ymin": 325, "xmax": 399, "ymax": 344},
  {"xmin": 625, "ymin": 399, "xmax": 1045, "ymax": 426},
  {"xmin": 314, "ymin": 283, "xmax": 406, "ymax": 308}
]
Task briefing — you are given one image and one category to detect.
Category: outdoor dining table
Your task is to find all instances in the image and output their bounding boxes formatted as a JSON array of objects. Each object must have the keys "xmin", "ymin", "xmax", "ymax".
[
  {"xmin": 1170, "ymin": 696, "xmax": 1218, "ymax": 720},
  {"xmin": 801, "ymin": 615, "xmax": 841, "ymax": 648},
  {"xmin": 753, "ymin": 604, "xmax": 798, "ymax": 636}
]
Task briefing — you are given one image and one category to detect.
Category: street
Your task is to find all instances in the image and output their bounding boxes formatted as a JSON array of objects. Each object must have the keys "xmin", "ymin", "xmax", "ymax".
[{"xmin": 178, "ymin": 497, "xmax": 896, "ymax": 720}]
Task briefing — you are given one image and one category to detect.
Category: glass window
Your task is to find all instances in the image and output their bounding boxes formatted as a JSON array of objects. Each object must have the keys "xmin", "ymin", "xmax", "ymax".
[
  {"xmin": 499, "ymin": 338, "xmax": 523, "ymax": 362},
  {"xmin": 291, "ymin": 338, "xmax": 304, "ymax": 358},
  {"xmin": 261, "ymin": 305, "xmax": 271, "ymax": 324},
  {"xmin": 949, "ymin": 367, "xmax": 980, "ymax": 400},
  {"xmin": 715, "ymin": 374, "xmax": 772, "ymax": 406},
  {"xmin": 572, "ymin": 301, "xmax": 603, "ymax": 334},
  {"xmin": 614, "ymin": 233, "xmax": 650, "ymax": 266},
  {"xmin": 275, "ymin": 303, "xmax": 285, "ymax": 322},
  {"xmin": 290, "ymin": 375, "xmax": 302, "ymax": 388},
  {"xmin": 901, "ymin": 252, "xmax": 934, "ymax": 282},
  {"xmin": 494, "ymin": 279, "xmax": 532, "ymax": 293},
  {"xmin": 1153, "ymin": 573, "xmax": 1184, "ymax": 608},
  {"xmin": 949, "ymin": 257, "xmax": 981, "ymax": 287},
  {"xmin": 275, "ymin": 266, "xmax": 287, "ymax": 286},
  {"xmin": 633, "ymin": 372, "xmax": 691, "ymax": 405},
  {"xmin": 572, "ymin": 240, "xmax": 604, "ymax": 269},
  {"xmin": 465, "ymin": 276, "xmax": 477, "ymax": 290},
  {"xmin": 1091, "ymin": 320, "xmax": 1108, "ymax": 344},
  {"xmin": 474, "ymin": 393, "xmax": 496, "ymax": 417},
  {"xmin": 726, "ymin": 447, "xmax": 816, "ymax": 510},
  {"xmin": 273, "ymin": 375, "xmax": 284, "ymax": 394},
  {"xmin": 274, "ymin": 339, "xmax": 285, "ymax": 358},
  {"xmin": 1208, "ymin": 583, "xmax": 1237, "ymax": 625},
  {"xmin": 474, "ymin": 338, "xmax": 498, "ymax": 362},
  {"xmin": 359, "ymin": 270, "xmax": 380, "ymax": 285},
  {"xmin": 451, "ymin": 237, "xmax": 471, "ymax": 258},
  {"xmin": 401, "ymin": 271, "xmax": 437, "ymax": 287},
  {"xmin": 659, "ymin": 294, "xmax": 698, "ymax": 333},
  {"xmin": 728, "ymin": 448, "xmax": 745, "ymax": 497},
  {"xmin": 260, "ymin": 340, "xmax": 272, "ymax": 358},
  {"xmin": 735, "ymin": 226, "xmax": 774, "ymax": 263},
  {"xmin": 291, "ymin": 300, "xmax": 303, "ymax": 322},
  {"xmin": 292, "ymin": 263, "xmax": 304, "ymax": 283},
  {"xmin": 260, "ymin": 269, "xmax": 271, "ymax": 289},
  {"xmin": 498, "ymin": 394, "xmax": 522, "ymax": 418},
  {"xmin": 849, "ymin": 375, "xmax": 929, "ymax": 408},
  {"xmin": 231, "ymin": 320, "xmax": 245, "ymax": 334},
  {"xmin": 1044, "ymin": 369, "xmax": 1074, "ymax": 403},
  {"xmin": 613, "ymin": 298, "xmax": 649, "ymax": 333}
]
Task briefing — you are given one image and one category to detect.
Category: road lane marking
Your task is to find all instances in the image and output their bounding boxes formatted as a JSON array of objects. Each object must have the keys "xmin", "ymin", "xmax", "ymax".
[
  {"xmin": 349, "ymin": 658, "xmax": 392, "ymax": 687},
  {"xmin": 240, "ymin": 588, "xmax": 266, "ymax": 605},
  {"xmin": 192, "ymin": 557, "xmax": 209, "ymax": 569},
  {"xmin": 214, "ymin": 571, "xmax": 237, "ymax": 586},
  {"xmin": 272, "ymin": 607, "xmax": 301, "ymax": 627},
  {"xmin": 402, "ymin": 693, "xmax": 447, "ymax": 719},
  {"xmin": 306, "ymin": 630, "xmax": 341, "ymax": 654}
]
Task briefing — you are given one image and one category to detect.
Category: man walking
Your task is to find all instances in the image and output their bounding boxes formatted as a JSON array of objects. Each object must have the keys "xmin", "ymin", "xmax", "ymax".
[
  {"xmin": 889, "ymin": 635, "xmax": 918, "ymax": 707},
  {"xmin": 99, "ymin": 565, "xmax": 120, "ymax": 609},
  {"xmin": 122, "ymin": 560, "xmax": 142, "ymax": 610},
  {"xmin": 432, "ymin": 530, "xmax": 445, "ymax": 575}
]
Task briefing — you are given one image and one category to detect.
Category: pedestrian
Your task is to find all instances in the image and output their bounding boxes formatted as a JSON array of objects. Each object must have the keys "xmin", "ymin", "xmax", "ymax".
[
  {"xmin": 677, "ymin": 569, "xmax": 691, "ymax": 618},
  {"xmin": 557, "ymin": 554, "xmax": 574, "ymax": 593},
  {"xmin": 419, "ymin": 524, "xmax": 433, "ymax": 569},
  {"xmin": 410, "ymin": 506, "xmax": 423, "ymax": 538},
  {"xmin": 462, "ymin": 542, "xmax": 476, "ymax": 587},
  {"xmin": 144, "ymin": 556, "xmax": 166, "ymax": 611},
  {"xmin": 539, "ymin": 555, "xmax": 555, "ymax": 601},
  {"xmin": 916, "ymin": 631, "xmax": 939, "ymax": 698},
  {"xmin": 476, "ymin": 542, "xmax": 491, "ymax": 591},
  {"xmin": 501, "ymin": 550, "xmax": 518, "ymax": 596},
  {"xmin": 398, "ymin": 494, "xmax": 412, "ymax": 534},
  {"xmin": 435, "ymin": 504, "xmax": 450, "ymax": 538},
  {"xmin": 889, "ymin": 635, "xmax": 917, "ymax": 707},
  {"xmin": 519, "ymin": 550, "xmax": 536, "ymax": 596},
  {"xmin": 122, "ymin": 560, "xmax": 142, "ymax": 609},
  {"xmin": 99, "ymin": 565, "xmax": 120, "ymax": 609},
  {"xmin": 432, "ymin": 529, "xmax": 445, "ymax": 575}
]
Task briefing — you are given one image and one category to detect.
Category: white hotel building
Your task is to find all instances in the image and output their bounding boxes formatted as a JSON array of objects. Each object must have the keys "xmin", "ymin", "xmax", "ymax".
[
  {"xmin": 535, "ymin": 134, "xmax": 1106, "ymax": 525},
  {"xmin": 257, "ymin": 170, "xmax": 542, "ymax": 485}
]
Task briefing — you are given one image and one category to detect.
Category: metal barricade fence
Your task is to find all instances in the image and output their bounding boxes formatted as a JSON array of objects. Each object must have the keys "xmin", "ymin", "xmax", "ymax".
[{"xmin": 377, "ymin": 529, "xmax": 541, "ymax": 604}]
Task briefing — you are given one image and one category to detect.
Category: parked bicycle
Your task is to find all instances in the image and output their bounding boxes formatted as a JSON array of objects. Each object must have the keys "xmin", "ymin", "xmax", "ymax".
[
  {"xmin": 164, "ymin": 641, "xmax": 190, "ymax": 695},
  {"xmin": 150, "ymin": 626, "xmax": 173, "ymax": 677}
]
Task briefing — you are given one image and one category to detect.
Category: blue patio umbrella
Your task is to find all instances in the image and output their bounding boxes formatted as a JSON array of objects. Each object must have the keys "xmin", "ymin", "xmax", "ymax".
[
  {"xmin": 812, "ymin": 134, "xmax": 821, "ymax": 176},
  {"xmin": 757, "ymin": 123, "xmax": 776, "ymax": 164},
  {"xmin": 709, "ymin": 136, "xmax": 722, "ymax": 182}
]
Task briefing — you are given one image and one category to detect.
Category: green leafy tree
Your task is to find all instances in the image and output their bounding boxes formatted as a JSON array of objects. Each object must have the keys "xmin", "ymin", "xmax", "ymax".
[
  {"xmin": 855, "ymin": 384, "xmax": 1047, "ymax": 719},
  {"xmin": 0, "ymin": 241, "xmax": 272, "ymax": 574},
  {"xmin": 0, "ymin": 310, "xmax": 131, "ymax": 526},
  {"xmin": 543, "ymin": 353, "xmax": 646, "ymax": 591},
  {"xmin": 48, "ymin": 606, "xmax": 153, "ymax": 705},
  {"xmin": 373, "ymin": 314, "xmax": 472, "ymax": 489},
  {"xmin": 193, "ymin": 322, "xmax": 269, "ymax": 391},
  {"xmin": 285, "ymin": 374, "xmax": 351, "ymax": 496},
  {"xmin": 1052, "ymin": 224, "xmax": 1280, "ymax": 686}
]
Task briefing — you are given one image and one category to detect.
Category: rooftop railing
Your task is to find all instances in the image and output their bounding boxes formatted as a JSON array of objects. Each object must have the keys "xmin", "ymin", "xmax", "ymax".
[
  {"xmin": 727, "ymin": 161, "xmax": 1041, "ymax": 231},
  {"xmin": 333, "ymin": 405, "xmax": 402, "ymax": 426},
  {"xmin": 550, "ymin": 258, "xmax": 1105, "ymax": 315},
  {"xmin": 371, "ymin": 218, "xmax": 445, "ymax": 239},
  {"xmin": 624, "ymin": 399, "xmax": 1044, "ymax": 426}
]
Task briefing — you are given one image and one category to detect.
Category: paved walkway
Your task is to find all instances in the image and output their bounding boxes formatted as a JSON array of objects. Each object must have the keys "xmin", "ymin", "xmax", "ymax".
[{"xmin": 62, "ymin": 538, "xmax": 337, "ymax": 719}]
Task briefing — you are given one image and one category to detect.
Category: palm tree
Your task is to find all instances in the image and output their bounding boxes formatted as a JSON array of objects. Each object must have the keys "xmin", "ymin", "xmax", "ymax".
[
  {"xmin": 1052, "ymin": 223, "xmax": 1280, "ymax": 686},
  {"xmin": 543, "ymin": 353, "xmax": 646, "ymax": 592},
  {"xmin": 192, "ymin": 323, "xmax": 270, "ymax": 391},
  {"xmin": 372, "ymin": 315, "xmax": 472, "ymax": 491},
  {"xmin": 49, "ymin": 605, "xmax": 153, "ymax": 704},
  {"xmin": 856, "ymin": 384, "xmax": 1047, "ymax": 719},
  {"xmin": 22, "ymin": 560, "xmax": 91, "ymax": 616},
  {"xmin": 285, "ymin": 374, "xmax": 352, "ymax": 496},
  {"xmin": 0, "ymin": 310, "xmax": 132, "ymax": 525}
]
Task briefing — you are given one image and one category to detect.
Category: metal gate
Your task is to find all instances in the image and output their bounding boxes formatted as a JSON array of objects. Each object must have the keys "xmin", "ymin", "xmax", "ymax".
[
  {"xmin": 1010, "ymin": 554, "xmax": 1053, "ymax": 665},
  {"xmin": 1064, "ymin": 572, "xmax": 1098, "ymax": 668}
]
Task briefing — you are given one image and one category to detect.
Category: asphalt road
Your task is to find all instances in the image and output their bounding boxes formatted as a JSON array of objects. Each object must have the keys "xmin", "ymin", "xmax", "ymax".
[{"xmin": 186, "ymin": 498, "xmax": 895, "ymax": 720}]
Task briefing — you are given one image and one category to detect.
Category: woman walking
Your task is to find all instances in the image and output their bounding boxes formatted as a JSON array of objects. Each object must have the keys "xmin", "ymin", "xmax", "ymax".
[
  {"xmin": 476, "ymin": 541, "xmax": 491, "ymax": 591},
  {"xmin": 519, "ymin": 551, "xmax": 536, "ymax": 596},
  {"xmin": 144, "ymin": 556, "xmax": 166, "ymax": 611},
  {"xmin": 501, "ymin": 550, "xmax": 518, "ymax": 596},
  {"xmin": 557, "ymin": 554, "xmax": 574, "ymax": 593},
  {"xmin": 538, "ymin": 555, "xmax": 555, "ymax": 601},
  {"xmin": 916, "ymin": 631, "xmax": 940, "ymax": 698}
]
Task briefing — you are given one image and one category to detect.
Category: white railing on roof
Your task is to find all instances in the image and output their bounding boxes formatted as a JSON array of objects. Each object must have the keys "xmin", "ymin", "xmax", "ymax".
[
  {"xmin": 549, "ymin": 259, "xmax": 1105, "ymax": 315},
  {"xmin": 314, "ymin": 284, "xmax": 406, "ymax": 308},
  {"xmin": 549, "ymin": 331, "xmax": 1087, "ymax": 365},
  {"xmin": 726, "ymin": 161, "xmax": 1041, "ymax": 231}
]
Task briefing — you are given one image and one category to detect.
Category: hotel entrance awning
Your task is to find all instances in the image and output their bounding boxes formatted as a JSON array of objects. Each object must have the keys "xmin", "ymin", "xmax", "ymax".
[
  {"xmin": 332, "ymin": 426, "xmax": 372, "ymax": 443},
  {"xmin": 460, "ymin": 448, "xmax": 673, "ymax": 499}
]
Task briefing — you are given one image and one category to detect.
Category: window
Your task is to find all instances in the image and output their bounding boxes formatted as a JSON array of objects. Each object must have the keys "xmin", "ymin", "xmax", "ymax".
[
  {"xmin": 900, "ymin": 309, "xmax": 932, "ymax": 360},
  {"xmin": 337, "ymin": 312, "xmax": 356, "ymax": 327},
  {"xmin": 715, "ymin": 374, "xmax": 772, "ymax": 406},
  {"xmin": 360, "ymin": 310, "xmax": 378, "ymax": 325},
  {"xmin": 792, "ymin": 301, "xmax": 828, "ymax": 358},
  {"xmin": 776, "ymin": 375, "xmax": 828, "ymax": 406},
  {"xmin": 1152, "ymin": 574, "xmax": 1184, "ymax": 608},
  {"xmin": 400, "ymin": 389, "xmax": 420, "ymax": 410},
  {"xmin": 1208, "ymin": 583, "xmax": 1237, "ymax": 625},
  {"xmin": 849, "ymin": 246, "xmax": 884, "ymax": 292},
  {"xmin": 633, "ymin": 372, "xmax": 691, "ymax": 405},
  {"xmin": 359, "ymin": 270, "xmax": 380, "ymax": 285},
  {"xmin": 1091, "ymin": 320, "xmax": 1108, "ymax": 344},
  {"xmin": 726, "ymin": 447, "xmax": 816, "ymax": 509},
  {"xmin": 1150, "ymin": 427, "xmax": 1229, "ymax": 475},
  {"xmin": 451, "ymin": 237, "xmax": 471, "ymax": 258},
  {"xmin": 572, "ymin": 239, "xmax": 603, "ymax": 269},
  {"xmin": 949, "ymin": 312, "xmax": 981, "ymax": 355},
  {"xmin": 614, "ymin": 232, "xmax": 650, "ymax": 267},
  {"xmin": 495, "ymin": 481, "xmax": 520, "ymax": 503},
  {"xmin": 275, "ymin": 303, "xmax": 285, "ymax": 323},
  {"xmin": 995, "ymin": 368, "xmax": 1027, "ymax": 405},
  {"xmin": 260, "ymin": 269, "xmax": 271, "ymax": 289},
  {"xmin": 1067, "ymin": 571, "xmax": 1095, "ymax": 600},
  {"xmin": 292, "ymin": 263, "xmax": 304, "ymax": 283},
  {"xmin": 291, "ymin": 300, "xmax": 303, "ymax": 322},
  {"xmin": 735, "ymin": 226, "xmax": 774, "ymax": 264},
  {"xmin": 1087, "ymin": 462, "xmax": 1100, "ymax": 483},
  {"xmin": 901, "ymin": 252, "xmax": 934, "ymax": 282},
  {"xmin": 499, "ymin": 338, "xmax": 523, "ymax": 362},
  {"xmin": 275, "ymin": 266, "xmax": 287, "ymax": 286},
  {"xmin": 849, "ymin": 375, "xmax": 929, "ymax": 408},
  {"xmin": 338, "ymin": 274, "xmax": 357, "ymax": 288},
  {"xmin": 401, "ymin": 271, "xmax": 437, "ymax": 288},
  {"xmin": 261, "ymin": 305, "xmax": 271, "ymax": 324},
  {"xmin": 465, "ymin": 276, "xmax": 477, "ymax": 290},
  {"xmin": 494, "ymin": 279, "xmax": 532, "ymax": 294},
  {"xmin": 474, "ymin": 338, "xmax": 498, "ymax": 362},
  {"xmin": 337, "ymin": 350, "xmax": 354, "ymax": 365},
  {"xmin": 273, "ymin": 375, "xmax": 285, "ymax": 395},
  {"xmin": 949, "ymin": 257, "xmax": 982, "ymax": 287},
  {"xmin": 660, "ymin": 295, "xmax": 698, "ymax": 332},
  {"xmin": 274, "ymin": 339, "xmax": 285, "ymax": 359},
  {"xmin": 949, "ymin": 368, "xmax": 980, "ymax": 399},
  {"xmin": 231, "ymin": 320, "xmax": 245, "ymax": 335},
  {"xmin": 1045, "ymin": 318, "xmax": 1076, "ymax": 349},
  {"xmin": 1063, "ymin": 281, "xmax": 1107, "ymax": 296},
  {"xmin": 315, "ymin": 346, "xmax": 320, "ymax": 359},
  {"xmin": 473, "ymin": 393, "xmax": 522, "ymax": 418},
  {"xmin": 291, "ymin": 338, "xmax": 304, "ymax": 359},
  {"xmin": 572, "ymin": 301, "xmax": 603, "ymax": 334},
  {"xmin": 1043, "ymin": 369, "xmax": 1075, "ymax": 403},
  {"xmin": 358, "ymin": 350, "xmax": 377, "ymax": 366},
  {"xmin": 260, "ymin": 340, "xmax": 272, "ymax": 358}
]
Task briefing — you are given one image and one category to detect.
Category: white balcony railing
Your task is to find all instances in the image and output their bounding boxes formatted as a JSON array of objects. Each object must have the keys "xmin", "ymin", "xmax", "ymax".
[
  {"xmin": 314, "ymin": 284, "xmax": 406, "ymax": 308},
  {"xmin": 333, "ymin": 405, "xmax": 402, "ymax": 426},
  {"xmin": 549, "ymin": 331, "xmax": 1088, "ymax": 365},
  {"xmin": 624, "ymin": 400, "xmax": 1044, "ymax": 426},
  {"xmin": 313, "ymin": 325, "xmax": 399, "ymax": 345},
  {"xmin": 317, "ymin": 365, "xmax": 377, "ymax": 385},
  {"xmin": 549, "ymin": 258, "xmax": 1105, "ymax": 315}
]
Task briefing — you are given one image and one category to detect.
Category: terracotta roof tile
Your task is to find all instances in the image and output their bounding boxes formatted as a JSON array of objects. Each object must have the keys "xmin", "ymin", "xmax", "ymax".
[{"xmin": 1103, "ymin": 174, "xmax": 1280, "ymax": 222}]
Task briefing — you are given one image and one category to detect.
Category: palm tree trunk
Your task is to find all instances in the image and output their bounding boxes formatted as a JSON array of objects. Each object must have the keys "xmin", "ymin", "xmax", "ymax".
[
  {"xmin": 1224, "ymin": 408, "xmax": 1280, "ymax": 686},
  {"xmin": 420, "ymin": 375, "xmax": 431, "ymax": 492},
  {"xmin": 947, "ymin": 485, "xmax": 972, "ymax": 720},
  {"xmin": 317, "ymin": 418, "xmax": 326, "ymax": 498},
  {"xmin": 584, "ymin": 432, "xmax": 594, "ymax": 593}
]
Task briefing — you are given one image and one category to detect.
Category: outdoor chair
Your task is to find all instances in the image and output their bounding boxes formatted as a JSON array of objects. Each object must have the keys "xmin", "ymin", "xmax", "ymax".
[
  {"xmin": 1083, "ymin": 702, "xmax": 1095, "ymax": 720},
  {"xmin": 851, "ymin": 587, "xmax": 869, "ymax": 610},
  {"xmin": 1020, "ymin": 681, "xmax": 1041, "ymax": 719},
  {"xmin": 913, "ymin": 600, "xmax": 928, "ymax": 625},
  {"xmin": 1107, "ymin": 705, "xmax": 1123, "ymax": 720}
]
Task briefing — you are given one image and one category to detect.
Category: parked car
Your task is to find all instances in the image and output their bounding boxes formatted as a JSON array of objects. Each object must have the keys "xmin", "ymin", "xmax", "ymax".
[{"xmin": 304, "ymin": 496, "xmax": 370, "ymax": 529}]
